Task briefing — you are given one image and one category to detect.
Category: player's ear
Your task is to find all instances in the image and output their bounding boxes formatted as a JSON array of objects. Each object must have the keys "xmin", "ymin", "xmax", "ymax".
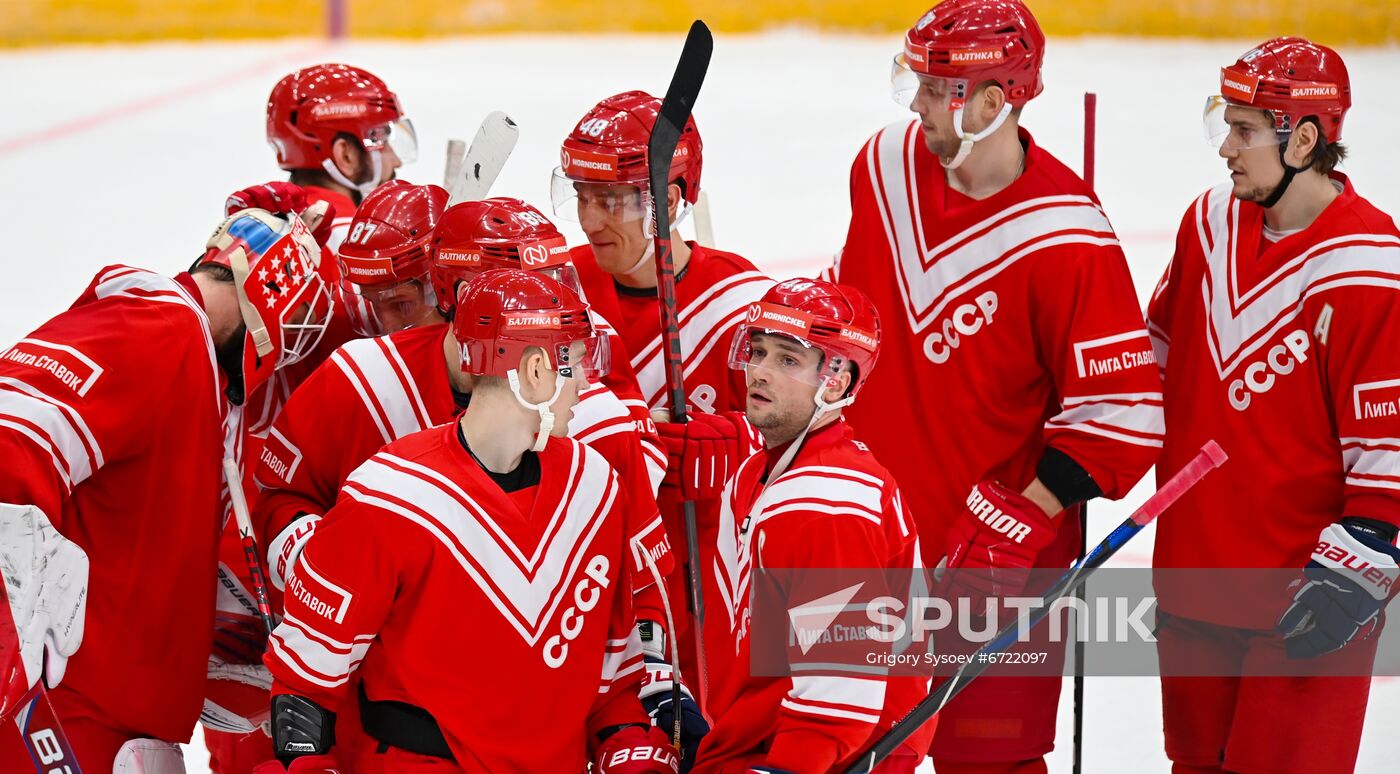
[
  {"xmin": 981, "ymin": 83, "xmax": 1007, "ymax": 122},
  {"xmin": 666, "ymin": 182, "xmax": 683, "ymax": 222},
  {"xmin": 822, "ymin": 368, "xmax": 853, "ymax": 404},
  {"xmin": 329, "ymin": 135, "xmax": 361, "ymax": 178},
  {"xmin": 1287, "ymin": 121, "xmax": 1319, "ymax": 168}
]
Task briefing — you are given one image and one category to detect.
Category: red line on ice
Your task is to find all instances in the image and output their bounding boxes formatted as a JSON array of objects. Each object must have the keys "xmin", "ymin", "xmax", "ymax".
[{"xmin": 0, "ymin": 43, "xmax": 330, "ymax": 156}]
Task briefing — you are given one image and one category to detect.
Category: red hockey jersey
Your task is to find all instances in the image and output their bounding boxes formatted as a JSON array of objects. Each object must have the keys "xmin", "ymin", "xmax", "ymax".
[
  {"xmin": 1148, "ymin": 177, "xmax": 1400, "ymax": 626},
  {"xmin": 264, "ymin": 427, "xmax": 649, "ymax": 769},
  {"xmin": 0, "ymin": 266, "xmax": 229, "ymax": 743},
  {"xmin": 253, "ymin": 322, "xmax": 672, "ymax": 611},
  {"xmin": 832, "ymin": 122, "xmax": 1163, "ymax": 565},
  {"xmin": 697, "ymin": 419, "xmax": 930, "ymax": 772},
  {"xmin": 570, "ymin": 243, "xmax": 772, "ymax": 416}
]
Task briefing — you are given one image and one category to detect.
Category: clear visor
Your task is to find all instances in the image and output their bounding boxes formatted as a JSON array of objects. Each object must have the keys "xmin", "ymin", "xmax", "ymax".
[
  {"xmin": 891, "ymin": 54, "xmax": 963, "ymax": 111},
  {"xmin": 364, "ymin": 118, "xmax": 419, "ymax": 164},
  {"xmin": 728, "ymin": 329, "xmax": 848, "ymax": 389},
  {"xmin": 345, "ymin": 277, "xmax": 436, "ymax": 333},
  {"xmin": 554, "ymin": 333, "xmax": 611, "ymax": 382},
  {"xmin": 1203, "ymin": 97, "xmax": 1285, "ymax": 150},
  {"xmin": 550, "ymin": 171, "xmax": 649, "ymax": 225}
]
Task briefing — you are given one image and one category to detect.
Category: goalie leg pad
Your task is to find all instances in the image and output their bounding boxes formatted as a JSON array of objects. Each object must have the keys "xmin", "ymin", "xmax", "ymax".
[{"xmin": 112, "ymin": 738, "xmax": 185, "ymax": 774}]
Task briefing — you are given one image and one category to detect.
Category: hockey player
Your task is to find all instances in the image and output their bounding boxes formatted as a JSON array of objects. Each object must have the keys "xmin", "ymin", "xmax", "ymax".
[
  {"xmin": 264, "ymin": 62, "xmax": 418, "ymax": 338},
  {"xmin": 201, "ymin": 181, "xmax": 446, "ymax": 773},
  {"xmin": 692, "ymin": 278, "xmax": 930, "ymax": 773},
  {"xmin": 258, "ymin": 269, "xmax": 679, "ymax": 773},
  {"xmin": 553, "ymin": 90, "xmax": 773, "ymax": 693},
  {"xmin": 1148, "ymin": 38, "xmax": 1400, "ymax": 774},
  {"xmin": 252, "ymin": 198, "xmax": 703, "ymax": 764},
  {"xmin": 828, "ymin": 1, "xmax": 1163, "ymax": 770},
  {"xmin": 0, "ymin": 205, "xmax": 332, "ymax": 772},
  {"xmin": 335, "ymin": 178, "xmax": 449, "ymax": 332}
]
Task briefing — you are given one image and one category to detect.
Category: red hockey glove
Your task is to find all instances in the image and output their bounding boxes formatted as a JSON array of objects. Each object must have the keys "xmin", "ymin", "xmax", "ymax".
[
  {"xmin": 656, "ymin": 412, "xmax": 758, "ymax": 501},
  {"xmin": 251, "ymin": 754, "xmax": 339, "ymax": 774},
  {"xmin": 941, "ymin": 481, "xmax": 1057, "ymax": 616},
  {"xmin": 225, "ymin": 181, "xmax": 336, "ymax": 248},
  {"xmin": 595, "ymin": 726, "xmax": 679, "ymax": 773}
]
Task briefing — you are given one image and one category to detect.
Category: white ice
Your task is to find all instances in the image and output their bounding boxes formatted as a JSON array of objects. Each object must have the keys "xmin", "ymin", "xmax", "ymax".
[{"xmin": 1, "ymin": 32, "xmax": 1397, "ymax": 773}]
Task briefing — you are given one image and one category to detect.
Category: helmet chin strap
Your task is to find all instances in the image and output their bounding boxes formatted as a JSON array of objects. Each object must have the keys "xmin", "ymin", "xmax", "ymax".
[
  {"xmin": 627, "ymin": 196, "xmax": 693, "ymax": 275},
  {"xmin": 1259, "ymin": 141, "xmax": 1304, "ymax": 209},
  {"xmin": 942, "ymin": 102, "xmax": 1013, "ymax": 170},
  {"xmin": 322, "ymin": 149, "xmax": 385, "ymax": 199},
  {"xmin": 507, "ymin": 370, "xmax": 568, "ymax": 452},
  {"xmin": 743, "ymin": 386, "xmax": 856, "ymax": 537}
]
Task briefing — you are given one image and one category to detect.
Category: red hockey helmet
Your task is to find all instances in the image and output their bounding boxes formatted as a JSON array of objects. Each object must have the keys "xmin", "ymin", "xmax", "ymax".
[
  {"xmin": 551, "ymin": 90, "xmax": 703, "ymax": 223},
  {"xmin": 338, "ymin": 180, "xmax": 449, "ymax": 286},
  {"xmin": 266, "ymin": 63, "xmax": 417, "ymax": 188},
  {"xmin": 200, "ymin": 209, "xmax": 333, "ymax": 396},
  {"xmin": 1205, "ymin": 37, "xmax": 1352, "ymax": 149},
  {"xmin": 430, "ymin": 198, "xmax": 578, "ymax": 317},
  {"xmin": 893, "ymin": 0, "xmax": 1046, "ymax": 110},
  {"xmin": 454, "ymin": 269, "xmax": 607, "ymax": 382},
  {"xmin": 729, "ymin": 278, "xmax": 882, "ymax": 404}
]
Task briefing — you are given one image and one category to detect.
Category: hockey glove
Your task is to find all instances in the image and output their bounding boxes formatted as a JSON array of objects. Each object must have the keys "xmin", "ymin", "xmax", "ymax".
[
  {"xmin": 267, "ymin": 513, "xmax": 321, "ymax": 592},
  {"xmin": 225, "ymin": 182, "xmax": 336, "ymax": 248},
  {"xmin": 0, "ymin": 503, "xmax": 88, "ymax": 715},
  {"xmin": 940, "ymin": 481, "xmax": 1056, "ymax": 616},
  {"xmin": 639, "ymin": 654, "xmax": 708, "ymax": 771},
  {"xmin": 656, "ymin": 412, "xmax": 759, "ymax": 501},
  {"xmin": 1276, "ymin": 520, "xmax": 1400, "ymax": 659},
  {"xmin": 595, "ymin": 725, "xmax": 680, "ymax": 773}
]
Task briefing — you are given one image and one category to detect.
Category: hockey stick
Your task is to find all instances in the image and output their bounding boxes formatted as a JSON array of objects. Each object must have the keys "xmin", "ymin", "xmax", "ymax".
[
  {"xmin": 1073, "ymin": 90, "xmax": 1098, "ymax": 774},
  {"xmin": 692, "ymin": 191, "xmax": 715, "ymax": 246},
  {"xmin": 0, "ymin": 580, "xmax": 83, "ymax": 772},
  {"xmin": 844, "ymin": 441, "xmax": 1228, "ymax": 773},
  {"xmin": 443, "ymin": 138, "xmax": 467, "ymax": 190},
  {"xmin": 223, "ymin": 458, "xmax": 277, "ymax": 635},
  {"xmin": 648, "ymin": 19, "xmax": 715, "ymax": 711},
  {"xmin": 448, "ymin": 111, "xmax": 519, "ymax": 205}
]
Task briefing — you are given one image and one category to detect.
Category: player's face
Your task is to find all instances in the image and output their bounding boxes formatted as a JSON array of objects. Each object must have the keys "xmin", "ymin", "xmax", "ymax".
[
  {"xmin": 743, "ymin": 334, "xmax": 823, "ymax": 444},
  {"xmin": 1218, "ymin": 107, "xmax": 1285, "ymax": 202},
  {"xmin": 545, "ymin": 341, "xmax": 590, "ymax": 435},
  {"xmin": 575, "ymin": 182, "xmax": 649, "ymax": 275},
  {"xmin": 360, "ymin": 278, "xmax": 436, "ymax": 333},
  {"xmin": 910, "ymin": 75, "xmax": 961, "ymax": 159}
]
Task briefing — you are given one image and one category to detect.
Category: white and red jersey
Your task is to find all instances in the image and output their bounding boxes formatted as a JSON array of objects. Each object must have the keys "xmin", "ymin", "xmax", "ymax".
[
  {"xmin": 253, "ymin": 322, "xmax": 672, "ymax": 614},
  {"xmin": 1148, "ymin": 176, "xmax": 1400, "ymax": 625},
  {"xmin": 831, "ymin": 123, "xmax": 1163, "ymax": 567},
  {"xmin": 0, "ymin": 266, "xmax": 229, "ymax": 743},
  {"xmin": 264, "ymin": 427, "xmax": 650, "ymax": 769},
  {"xmin": 697, "ymin": 420, "xmax": 931, "ymax": 772},
  {"xmin": 570, "ymin": 242, "xmax": 772, "ymax": 417}
]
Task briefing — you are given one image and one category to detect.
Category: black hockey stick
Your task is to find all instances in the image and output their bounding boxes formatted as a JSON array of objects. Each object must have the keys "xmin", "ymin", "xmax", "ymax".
[
  {"xmin": 843, "ymin": 441, "xmax": 1227, "ymax": 773},
  {"xmin": 648, "ymin": 18, "xmax": 715, "ymax": 730},
  {"xmin": 1073, "ymin": 90, "xmax": 1098, "ymax": 774}
]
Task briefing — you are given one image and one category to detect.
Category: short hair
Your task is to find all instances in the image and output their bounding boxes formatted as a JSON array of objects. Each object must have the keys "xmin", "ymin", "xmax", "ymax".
[
  {"xmin": 192, "ymin": 263, "xmax": 234, "ymax": 283},
  {"xmin": 1300, "ymin": 117, "xmax": 1347, "ymax": 174}
]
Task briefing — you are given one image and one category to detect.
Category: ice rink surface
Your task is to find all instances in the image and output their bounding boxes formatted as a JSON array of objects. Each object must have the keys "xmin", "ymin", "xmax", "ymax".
[{"xmin": 2, "ymin": 32, "xmax": 1398, "ymax": 772}]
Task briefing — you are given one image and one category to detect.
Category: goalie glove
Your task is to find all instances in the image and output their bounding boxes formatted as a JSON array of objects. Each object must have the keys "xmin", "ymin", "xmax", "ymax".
[
  {"xmin": 1276, "ymin": 519, "xmax": 1400, "ymax": 659},
  {"xmin": 0, "ymin": 503, "xmax": 88, "ymax": 716}
]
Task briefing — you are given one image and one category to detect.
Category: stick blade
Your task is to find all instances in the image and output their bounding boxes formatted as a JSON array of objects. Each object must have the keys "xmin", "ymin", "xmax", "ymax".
[
  {"xmin": 449, "ymin": 110, "xmax": 520, "ymax": 205},
  {"xmin": 647, "ymin": 20, "xmax": 713, "ymax": 199}
]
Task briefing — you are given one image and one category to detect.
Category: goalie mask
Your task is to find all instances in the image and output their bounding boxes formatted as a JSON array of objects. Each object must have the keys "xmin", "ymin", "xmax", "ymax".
[{"xmin": 201, "ymin": 209, "xmax": 333, "ymax": 397}]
